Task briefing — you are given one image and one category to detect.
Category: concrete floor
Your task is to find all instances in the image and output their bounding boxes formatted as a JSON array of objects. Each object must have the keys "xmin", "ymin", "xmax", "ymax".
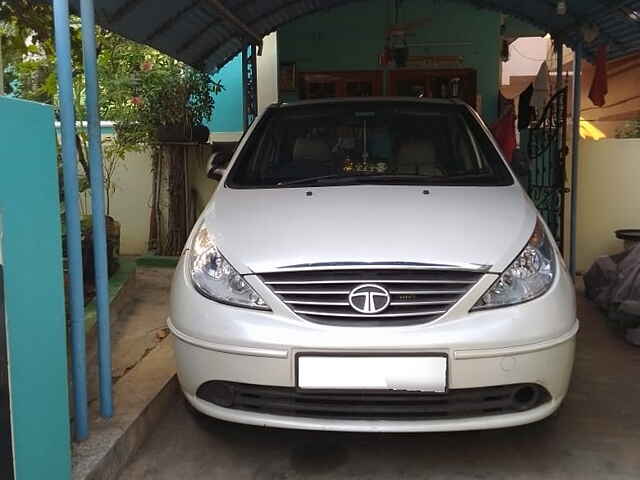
[
  {"xmin": 73, "ymin": 265, "xmax": 176, "ymax": 480},
  {"xmin": 85, "ymin": 267, "xmax": 173, "ymax": 405},
  {"xmin": 120, "ymin": 293, "xmax": 640, "ymax": 480}
]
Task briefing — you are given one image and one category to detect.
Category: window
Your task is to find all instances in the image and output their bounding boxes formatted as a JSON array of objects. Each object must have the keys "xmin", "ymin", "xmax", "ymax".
[{"xmin": 228, "ymin": 101, "xmax": 513, "ymax": 188}]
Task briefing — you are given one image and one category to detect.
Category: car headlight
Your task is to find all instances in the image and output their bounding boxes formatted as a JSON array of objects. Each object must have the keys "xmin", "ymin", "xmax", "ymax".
[
  {"xmin": 189, "ymin": 224, "xmax": 269, "ymax": 310},
  {"xmin": 473, "ymin": 219, "xmax": 556, "ymax": 310}
]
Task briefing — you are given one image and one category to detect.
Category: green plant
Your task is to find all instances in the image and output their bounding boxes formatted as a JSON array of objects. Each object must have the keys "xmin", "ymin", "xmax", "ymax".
[
  {"xmin": 4, "ymin": 0, "xmax": 224, "ymax": 258},
  {"xmin": 2, "ymin": 1, "xmax": 222, "ymax": 162},
  {"xmin": 102, "ymin": 137, "xmax": 124, "ymax": 216},
  {"xmin": 98, "ymin": 37, "xmax": 223, "ymax": 149},
  {"xmin": 615, "ymin": 116, "xmax": 640, "ymax": 139}
]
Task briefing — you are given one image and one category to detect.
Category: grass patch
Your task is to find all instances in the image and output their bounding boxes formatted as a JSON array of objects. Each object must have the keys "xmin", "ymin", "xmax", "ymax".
[{"xmin": 135, "ymin": 255, "xmax": 179, "ymax": 269}]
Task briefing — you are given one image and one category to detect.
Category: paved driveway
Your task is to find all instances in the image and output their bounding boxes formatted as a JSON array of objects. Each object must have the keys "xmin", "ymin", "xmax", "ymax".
[{"xmin": 120, "ymin": 294, "xmax": 640, "ymax": 480}]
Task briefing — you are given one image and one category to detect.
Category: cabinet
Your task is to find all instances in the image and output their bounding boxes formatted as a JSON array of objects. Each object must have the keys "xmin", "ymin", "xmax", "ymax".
[
  {"xmin": 299, "ymin": 71, "xmax": 383, "ymax": 99},
  {"xmin": 294, "ymin": 68, "xmax": 478, "ymax": 108},
  {"xmin": 388, "ymin": 69, "xmax": 477, "ymax": 107}
]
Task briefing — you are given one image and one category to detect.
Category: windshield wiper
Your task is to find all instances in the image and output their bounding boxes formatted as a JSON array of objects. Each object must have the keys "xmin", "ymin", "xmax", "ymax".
[
  {"xmin": 276, "ymin": 172, "xmax": 496, "ymax": 187},
  {"xmin": 276, "ymin": 174, "xmax": 366, "ymax": 186},
  {"xmin": 277, "ymin": 174, "xmax": 445, "ymax": 187}
]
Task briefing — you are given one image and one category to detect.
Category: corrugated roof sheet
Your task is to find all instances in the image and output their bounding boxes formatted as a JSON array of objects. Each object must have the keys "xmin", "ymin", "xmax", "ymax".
[{"xmin": 43, "ymin": 0, "xmax": 640, "ymax": 71}]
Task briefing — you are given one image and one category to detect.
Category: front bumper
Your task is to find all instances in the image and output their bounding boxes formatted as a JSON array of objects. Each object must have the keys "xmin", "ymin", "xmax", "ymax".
[
  {"xmin": 182, "ymin": 393, "xmax": 565, "ymax": 433},
  {"xmin": 170, "ymin": 317, "xmax": 577, "ymax": 432},
  {"xmin": 169, "ymin": 255, "xmax": 578, "ymax": 431}
]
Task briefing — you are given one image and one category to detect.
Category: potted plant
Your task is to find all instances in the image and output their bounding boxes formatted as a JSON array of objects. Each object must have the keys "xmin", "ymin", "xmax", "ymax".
[
  {"xmin": 100, "ymin": 48, "xmax": 222, "ymax": 255},
  {"xmin": 117, "ymin": 56, "xmax": 222, "ymax": 144}
]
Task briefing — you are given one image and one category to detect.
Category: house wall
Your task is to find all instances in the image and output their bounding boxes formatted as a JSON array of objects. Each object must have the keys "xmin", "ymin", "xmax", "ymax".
[
  {"xmin": 501, "ymin": 36, "xmax": 551, "ymax": 86},
  {"xmin": 207, "ymin": 32, "xmax": 279, "ymax": 139},
  {"xmin": 208, "ymin": 55, "xmax": 244, "ymax": 134},
  {"xmin": 257, "ymin": 32, "xmax": 279, "ymax": 115},
  {"xmin": 99, "ymin": 148, "xmax": 154, "ymax": 255},
  {"xmin": 580, "ymin": 53, "xmax": 640, "ymax": 138},
  {"xmin": 277, "ymin": 0, "xmax": 502, "ymax": 123},
  {"xmin": 555, "ymin": 53, "xmax": 640, "ymax": 270},
  {"xmin": 575, "ymin": 138, "xmax": 640, "ymax": 272},
  {"xmin": 83, "ymin": 141, "xmax": 221, "ymax": 256},
  {"xmin": 78, "ymin": 143, "xmax": 218, "ymax": 256},
  {"xmin": 0, "ymin": 96, "xmax": 71, "ymax": 479}
]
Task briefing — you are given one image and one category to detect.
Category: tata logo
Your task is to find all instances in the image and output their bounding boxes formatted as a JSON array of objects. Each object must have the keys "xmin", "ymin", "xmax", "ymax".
[{"xmin": 348, "ymin": 284, "xmax": 391, "ymax": 314}]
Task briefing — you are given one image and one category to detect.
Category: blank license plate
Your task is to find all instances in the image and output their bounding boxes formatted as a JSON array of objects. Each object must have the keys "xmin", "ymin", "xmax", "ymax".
[{"xmin": 297, "ymin": 355, "xmax": 447, "ymax": 392}]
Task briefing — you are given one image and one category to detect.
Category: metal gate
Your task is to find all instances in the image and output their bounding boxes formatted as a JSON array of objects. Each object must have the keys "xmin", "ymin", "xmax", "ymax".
[
  {"xmin": 526, "ymin": 87, "xmax": 569, "ymax": 250},
  {"xmin": 242, "ymin": 44, "xmax": 258, "ymax": 130}
]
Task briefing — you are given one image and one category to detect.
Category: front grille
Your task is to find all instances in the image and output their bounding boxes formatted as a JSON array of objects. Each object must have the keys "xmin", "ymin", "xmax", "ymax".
[
  {"xmin": 196, "ymin": 382, "xmax": 551, "ymax": 420},
  {"xmin": 258, "ymin": 268, "xmax": 483, "ymax": 325}
]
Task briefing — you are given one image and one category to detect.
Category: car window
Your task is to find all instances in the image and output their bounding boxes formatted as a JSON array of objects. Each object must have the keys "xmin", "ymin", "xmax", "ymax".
[{"xmin": 228, "ymin": 102, "xmax": 513, "ymax": 188}]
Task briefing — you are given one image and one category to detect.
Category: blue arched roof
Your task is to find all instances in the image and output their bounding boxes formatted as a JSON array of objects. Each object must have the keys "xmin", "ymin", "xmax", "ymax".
[{"xmin": 48, "ymin": 0, "xmax": 640, "ymax": 71}]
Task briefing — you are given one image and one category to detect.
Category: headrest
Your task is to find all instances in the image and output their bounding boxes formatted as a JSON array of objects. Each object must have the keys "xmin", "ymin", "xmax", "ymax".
[{"xmin": 293, "ymin": 138, "xmax": 330, "ymax": 164}]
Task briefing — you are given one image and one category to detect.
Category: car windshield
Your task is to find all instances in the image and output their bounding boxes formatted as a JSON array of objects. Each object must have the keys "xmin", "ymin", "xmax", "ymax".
[{"xmin": 227, "ymin": 102, "xmax": 514, "ymax": 188}]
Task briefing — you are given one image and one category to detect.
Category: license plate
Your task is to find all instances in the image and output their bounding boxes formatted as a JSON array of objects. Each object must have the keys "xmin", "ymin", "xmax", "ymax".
[{"xmin": 297, "ymin": 354, "xmax": 448, "ymax": 392}]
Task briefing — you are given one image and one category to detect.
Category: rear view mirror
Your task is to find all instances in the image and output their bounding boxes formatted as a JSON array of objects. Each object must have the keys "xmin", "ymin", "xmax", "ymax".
[{"xmin": 207, "ymin": 151, "xmax": 231, "ymax": 181}]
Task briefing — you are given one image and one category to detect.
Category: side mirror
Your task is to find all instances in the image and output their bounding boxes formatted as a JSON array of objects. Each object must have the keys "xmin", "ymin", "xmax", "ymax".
[{"xmin": 207, "ymin": 151, "xmax": 230, "ymax": 181}]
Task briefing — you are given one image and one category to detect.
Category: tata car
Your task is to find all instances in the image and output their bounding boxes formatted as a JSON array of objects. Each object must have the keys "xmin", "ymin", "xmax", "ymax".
[{"xmin": 169, "ymin": 98, "xmax": 578, "ymax": 432}]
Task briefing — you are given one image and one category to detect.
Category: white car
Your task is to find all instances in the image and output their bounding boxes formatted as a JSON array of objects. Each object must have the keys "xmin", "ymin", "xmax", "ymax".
[{"xmin": 169, "ymin": 98, "xmax": 578, "ymax": 432}]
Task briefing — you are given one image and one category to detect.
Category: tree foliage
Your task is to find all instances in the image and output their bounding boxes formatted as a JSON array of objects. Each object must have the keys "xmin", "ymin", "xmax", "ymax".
[
  {"xmin": 2, "ymin": 0, "xmax": 222, "ymax": 223},
  {"xmin": 615, "ymin": 117, "xmax": 640, "ymax": 139},
  {"xmin": 97, "ymin": 31, "xmax": 222, "ymax": 157},
  {"xmin": 1, "ymin": 0, "xmax": 222, "ymax": 154}
]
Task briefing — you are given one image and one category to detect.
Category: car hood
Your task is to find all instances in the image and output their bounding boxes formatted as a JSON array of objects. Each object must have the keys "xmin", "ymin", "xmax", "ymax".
[{"xmin": 200, "ymin": 185, "xmax": 538, "ymax": 274}]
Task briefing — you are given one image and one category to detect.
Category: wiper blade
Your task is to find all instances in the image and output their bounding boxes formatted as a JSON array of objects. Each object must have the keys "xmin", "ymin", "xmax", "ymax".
[
  {"xmin": 276, "ymin": 174, "xmax": 395, "ymax": 186},
  {"xmin": 334, "ymin": 174, "xmax": 441, "ymax": 184},
  {"xmin": 276, "ymin": 174, "xmax": 354, "ymax": 186},
  {"xmin": 277, "ymin": 174, "xmax": 440, "ymax": 187},
  {"xmin": 276, "ymin": 173, "xmax": 495, "ymax": 187}
]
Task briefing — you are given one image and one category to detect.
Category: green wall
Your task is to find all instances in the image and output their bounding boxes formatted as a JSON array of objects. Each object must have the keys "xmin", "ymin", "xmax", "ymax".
[
  {"xmin": 0, "ymin": 97, "xmax": 71, "ymax": 479},
  {"xmin": 278, "ymin": 0, "xmax": 502, "ymax": 123},
  {"xmin": 207, "ymin": 54, "xmax": 244, "ymax": 133}
]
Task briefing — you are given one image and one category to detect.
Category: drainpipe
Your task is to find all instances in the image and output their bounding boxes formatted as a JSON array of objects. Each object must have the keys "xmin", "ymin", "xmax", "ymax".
[
  {"xmin": 80, "ymin": 0, "xmax": 113, "ymax": 419},
  {"xmin": 52, "ymin": 0, "xmax": 88, "ymax": 441},
  {"xmin": 569, "ymin": 42, "xmax": 583, "ymax": 278}
]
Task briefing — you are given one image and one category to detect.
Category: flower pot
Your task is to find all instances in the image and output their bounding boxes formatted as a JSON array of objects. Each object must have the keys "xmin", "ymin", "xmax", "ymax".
[
  {"xmin": 155, "ymin": 124, "xmax": 210, "ymax": 143},
  {"xmin": 155, "ymin": 124, "xmax": 188, "ymax": 143},
  {"xmin": 192, "ymin": 124, "xmax": 210, "ymax": 144}
]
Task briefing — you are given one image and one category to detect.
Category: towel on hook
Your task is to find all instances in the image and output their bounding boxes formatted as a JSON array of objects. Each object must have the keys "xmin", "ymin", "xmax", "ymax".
[
  {"xmin": 491, "ymin": 109, "xmax": 517, "ymax": 163},
  {"xmin": 589, "ymin": 45, "xmax": 608, "ymax": 107}
]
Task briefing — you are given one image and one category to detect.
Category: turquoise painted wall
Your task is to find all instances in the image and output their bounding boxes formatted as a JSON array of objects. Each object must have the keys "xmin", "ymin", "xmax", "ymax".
[
  {"xmin": 278, "ymin": 0, "xmax": 502, "ymax": 123},
  {"xmin": 207, "ymin": 54, "xmax": 244, "ymax": 133},
  {"xmin": 0, "ymin": 97, "xmax": 71, "ymax": 479}
]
